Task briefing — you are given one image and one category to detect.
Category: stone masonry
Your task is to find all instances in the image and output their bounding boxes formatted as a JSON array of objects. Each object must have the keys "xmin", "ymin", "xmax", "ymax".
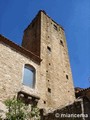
[
  {"xmin": 0, "ymin": 10, "xmax": 75, "ymax": 112},
  {"xmin": 22, "ymin": 10, "xmax": 75, "ymax": 110}
]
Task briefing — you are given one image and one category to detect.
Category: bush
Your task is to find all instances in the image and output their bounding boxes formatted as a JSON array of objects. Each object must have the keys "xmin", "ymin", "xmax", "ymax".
[{"xmin": 4, "ymin": 97, "xmax": 40, "ymax": 120}]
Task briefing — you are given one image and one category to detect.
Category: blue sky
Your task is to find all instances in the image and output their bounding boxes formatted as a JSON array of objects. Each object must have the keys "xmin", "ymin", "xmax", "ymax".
[{"xmin": 0, "ymin": 0, "xmax": 90, "ymax": 88}]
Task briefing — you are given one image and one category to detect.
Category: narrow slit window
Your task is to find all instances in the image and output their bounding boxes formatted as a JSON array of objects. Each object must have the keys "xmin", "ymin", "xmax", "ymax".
[
  {"xmin": 48, "ymin": 88, "xmax": 51, "ymax": 93},
  {"xmin": 60, "ymin": 40, "xmax": 64, "ymax": 46},
  {"xmin": 44, "ymin": 101, "xmax": 46, "ymax": 104},
  {"xmin": 47, "ymin": 46, "xmax": 51, "ymax": 52},
  {"xmin": 53, "ymin": 24, "xmax": 58, "ymax": 30},
  {"xmin": 66, "ymin": 74, "xmax": 69, "ymax": 79}
]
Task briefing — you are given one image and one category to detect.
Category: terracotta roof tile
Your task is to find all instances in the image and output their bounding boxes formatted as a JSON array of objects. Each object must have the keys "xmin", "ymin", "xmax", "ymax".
[{"xmin": 75, "ymin": 87, "xmax": 90, "ymax": 98}]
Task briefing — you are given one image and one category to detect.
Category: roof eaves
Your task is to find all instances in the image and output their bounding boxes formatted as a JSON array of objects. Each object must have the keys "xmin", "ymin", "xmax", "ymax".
[{"xmin": 0, "ymin": 35, "xmax": 42, "ymax": 64}]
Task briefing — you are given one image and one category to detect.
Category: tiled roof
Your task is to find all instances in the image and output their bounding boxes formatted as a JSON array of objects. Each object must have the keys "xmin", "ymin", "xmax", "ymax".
[
  {"xmin": 75, "ymin": 87, "xmax": 90, "ymax": 93},
  {"xmin": 75, "ymin": 87, "xmax": 90, "ymax": 98}
]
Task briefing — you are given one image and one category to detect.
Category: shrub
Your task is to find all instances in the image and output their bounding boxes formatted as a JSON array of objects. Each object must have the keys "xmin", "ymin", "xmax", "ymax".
[{"xmin": 4, "ymin": 97, "xmax": 40, "ymax": 120}]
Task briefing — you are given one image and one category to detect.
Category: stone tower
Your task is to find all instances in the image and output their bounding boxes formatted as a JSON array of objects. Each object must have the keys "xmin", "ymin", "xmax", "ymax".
[{"xmin": 22, "ymin": 10, "xmax": 75, "ymax": 110}]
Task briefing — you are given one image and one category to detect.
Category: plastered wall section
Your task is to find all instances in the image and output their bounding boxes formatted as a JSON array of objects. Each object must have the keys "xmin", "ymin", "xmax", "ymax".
[{"xmin": 40, "ymin": 12, "xmax": 75, "ymax": 110}]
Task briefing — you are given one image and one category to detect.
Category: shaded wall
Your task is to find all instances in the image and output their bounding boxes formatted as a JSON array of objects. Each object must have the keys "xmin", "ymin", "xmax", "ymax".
[{"xmin": 43, "ymin": 100, "xmax": 90, "ymax": 120}]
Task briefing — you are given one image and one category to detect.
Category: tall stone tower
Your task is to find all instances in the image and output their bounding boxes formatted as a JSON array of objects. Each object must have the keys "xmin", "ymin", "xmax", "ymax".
[{"xmin": 22, "ymin": 10, "xmax": 75, "ymax": 110}]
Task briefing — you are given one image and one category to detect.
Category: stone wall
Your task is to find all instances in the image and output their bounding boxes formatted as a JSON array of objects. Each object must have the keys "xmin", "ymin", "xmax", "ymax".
[
  {"xmin": 0, "ymin": 42, "xmax": 41, "ymax": 104},
  {"xmin": 43, "ymin": 100, "xmax": 89, "ymax": 120},
  {"xmin": 83, "ymin": 97, "xmax": 90, "ymax": 120},
  {"xmin": 40, "ymin": 11, "xmax": 75, "ymax": 110},
  {"xmin": 22, "ymin": 10, "xmax": 75, "ymax": 111},
  {"xmin": 22, "ymin": 12, "xmax": 41, "ymax": 57}
]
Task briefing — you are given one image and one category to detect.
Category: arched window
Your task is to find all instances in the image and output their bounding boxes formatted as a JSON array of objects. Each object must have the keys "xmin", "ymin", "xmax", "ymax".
[{"xmin": 23, "ymin": 64, "xmax": 35, "ymax": 88}]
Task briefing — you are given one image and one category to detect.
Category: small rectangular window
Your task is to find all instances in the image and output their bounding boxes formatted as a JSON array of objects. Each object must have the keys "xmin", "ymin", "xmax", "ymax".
[
  {"xmin": 47, "ymin": 46, "xmax": 51, "ymax": 52},
  {"xmin": 53, "ymin": 24, "xmax": 58, "ymax": 30},
  {"xmin": 48, "ymin": 88, "xmax": 51, "ymax": 93},
  {"xmin": 60, "ymin": 40, "xmax": 64, "ymax": 46},
  {"xmin": 44, "ymin": 101, "xmax": 46, "ymax": 104},
  {"xmin": 66, "ymin": 75, "xmax": 69, "ymax": 79}
]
